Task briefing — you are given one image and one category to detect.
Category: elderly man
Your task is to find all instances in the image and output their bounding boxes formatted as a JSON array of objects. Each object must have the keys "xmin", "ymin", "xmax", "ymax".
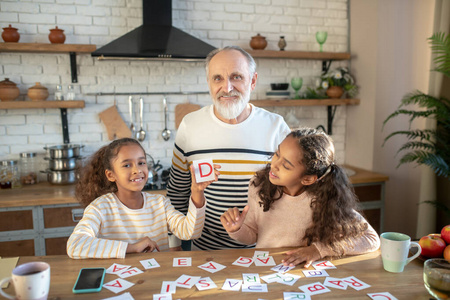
[{"xmin": 167, "ymin": 46, "xmax": 290, "ymax": 250}]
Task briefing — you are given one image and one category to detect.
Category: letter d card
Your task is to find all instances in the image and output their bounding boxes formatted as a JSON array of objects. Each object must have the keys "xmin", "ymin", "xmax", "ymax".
[{"xmin": 193, "ymin": 159, "xmax": 215, "ymax": 183}]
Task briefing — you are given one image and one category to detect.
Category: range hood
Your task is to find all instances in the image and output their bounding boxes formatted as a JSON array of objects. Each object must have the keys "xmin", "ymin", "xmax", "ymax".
[{"xmin": 91, "ymin": 1, "xmax": 216, "ymax": 61}]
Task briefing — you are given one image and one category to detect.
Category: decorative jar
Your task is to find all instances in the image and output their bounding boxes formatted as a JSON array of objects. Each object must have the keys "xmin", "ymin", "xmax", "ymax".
[
  {"xmin": 250, "ymin": 34, "xmax": 267, "ymax": 50},
  {"xmin": 48, "ymin": 26, "xmax": 65, "ymax": 44},
  {"xmin": 20, "ymin": 152, "xmax": 39, "ymax": 185},
  {"xmin": 27, "ymin": 82, "xmax": 49, "ymax": 101},
  {"xmin": 1, "ymin": 24, "xmax": 20, "ymax": 43},
  {"xmin": 326, "ymin": 86, "xmax": 344, "ymax": 99},
  {"xmin": 0, "ymin": 160, "xmax": 21, "ymax": 189},
  {"xmin": 0, "ymin": 78, "xmax": 20, "ymax": 102}
]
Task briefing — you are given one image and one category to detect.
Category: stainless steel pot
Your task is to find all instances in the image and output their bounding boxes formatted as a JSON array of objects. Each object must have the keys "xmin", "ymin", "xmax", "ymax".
[
  {"xmin": 44, "ymin": 157, "xmax": 81, "ymax": 171},
  {"xmin": 44, "ymin": 144, "xmax": 84, "ymax": 159},
  {"xmin": 41, "ymin": 169, "xmax": 78, "ymax": 185}
]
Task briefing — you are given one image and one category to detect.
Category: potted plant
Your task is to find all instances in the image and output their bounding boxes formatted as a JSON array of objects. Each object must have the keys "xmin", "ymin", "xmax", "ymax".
[
  {"xmin": 383, "ymin": 32, "xmax": 450, "ymax": 224},
  {"xmin": 317, "ymin": 67, "xmax": 358, "ymax": 98}
]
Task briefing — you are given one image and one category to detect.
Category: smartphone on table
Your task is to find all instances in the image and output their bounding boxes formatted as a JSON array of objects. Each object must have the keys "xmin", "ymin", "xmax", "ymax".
[{"xmin": 72, "ymin": 267, "xmax": 106, "ymax": 294}]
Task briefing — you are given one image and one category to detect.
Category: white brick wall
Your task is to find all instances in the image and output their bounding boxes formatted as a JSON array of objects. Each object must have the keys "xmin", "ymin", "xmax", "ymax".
[{"xmin": 1, "ymin": 0, "xmax": 350, "ymax": 168}]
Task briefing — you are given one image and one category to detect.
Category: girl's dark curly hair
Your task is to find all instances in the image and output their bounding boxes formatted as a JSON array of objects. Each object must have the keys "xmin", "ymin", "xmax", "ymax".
[
  {"xmin": 252, "ymin": 127, "xmax": 367, "ymax": 254},
  {"xmin": 75, "ymin": 138, "xmax": 146, "ymax": 207}
]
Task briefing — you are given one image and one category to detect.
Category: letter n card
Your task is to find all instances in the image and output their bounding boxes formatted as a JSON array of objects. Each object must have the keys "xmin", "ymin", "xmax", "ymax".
[{"xmin": 192, "ymin": 159, "xmax": 215, "ymax": 183}]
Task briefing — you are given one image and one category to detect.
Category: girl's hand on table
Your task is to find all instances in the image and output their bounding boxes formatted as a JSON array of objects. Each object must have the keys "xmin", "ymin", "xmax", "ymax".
[
  {"xmin": 220, "ymin": 205, "xmax": 249, "ymax": 233},
  {"xmin": 281, "ymin": 245, "xmax": 321, "ymax": 267},
  {"xmin": 127, "ymin": 237, "xmax": 160, "ymax": 253}
]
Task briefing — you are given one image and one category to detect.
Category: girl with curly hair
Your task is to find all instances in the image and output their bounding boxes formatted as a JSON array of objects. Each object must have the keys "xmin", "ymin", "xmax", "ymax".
[
  {"xmin": 67, "ymin": 138, "xmax": 219, "ymax": 259},
  {"xmin": 220, "ymin": 128, "xmax": 380, "ymax": 267}
]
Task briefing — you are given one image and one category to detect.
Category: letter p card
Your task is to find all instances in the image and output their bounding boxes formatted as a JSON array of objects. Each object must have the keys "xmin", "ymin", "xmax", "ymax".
[{"xmin": 193, "ymin": 159, "xmax": 215, "ymax": 183}]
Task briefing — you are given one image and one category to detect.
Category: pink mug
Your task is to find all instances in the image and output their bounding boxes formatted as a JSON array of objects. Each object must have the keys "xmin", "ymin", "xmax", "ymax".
[{"xmin": 0, "ymin": 262, "xmax": 50, "ymax": 300}]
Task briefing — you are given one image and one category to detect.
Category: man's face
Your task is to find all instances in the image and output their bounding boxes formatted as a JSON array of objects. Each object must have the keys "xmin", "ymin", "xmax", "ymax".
[{"xmin": 207, "ymin": 50, "xmax": 257, "ymax": 120}]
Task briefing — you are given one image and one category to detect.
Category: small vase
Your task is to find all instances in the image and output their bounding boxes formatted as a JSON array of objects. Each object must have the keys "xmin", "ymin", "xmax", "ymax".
[
  {"xmin": 326, "ymin": 86, "xmax": 344, "ymax": 99},
  {"xmin": 0, "ymin": 78, "xmax": 20, "ymax": 101},
  {"xmin": 250, "ymin": 33, "xmax": 267, "ymax": 50},
  {"xmin": 27, "ymin": 82, "xmax": 49, "ymax": 101},
  {"xmin": 48, "ymin": 26, "xmax": 66, "ymax": 44},
  {"xmin": 278, "ymin": 36, "xmax": 287, "ymax": 51},
  {"xmin": 2, "ymin": 24, "xmax": 20, "ymax": 43}
]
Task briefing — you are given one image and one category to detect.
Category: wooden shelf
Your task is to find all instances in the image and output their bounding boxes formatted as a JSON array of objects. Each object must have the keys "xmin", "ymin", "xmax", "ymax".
[
  {"xmin": 246, "ymin": 50, "xmax": 351, "ymax": 60},
  {"xmin": 250, "ymin": 98, "xmax": 359, "ymax": 107},
  {"xmin": 0, "ymin": 100, "xmax": 85, "ymax": 110},
  {"xmin": 0, "ymin": 43, "xmax": 96, "ymax": 54}
]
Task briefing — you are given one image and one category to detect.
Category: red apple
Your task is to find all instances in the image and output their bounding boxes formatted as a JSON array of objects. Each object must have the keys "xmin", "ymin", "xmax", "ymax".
[
  {"xmin": 444, "ymin": 245, "xmax": 450, "ymax": 261},
  {"xmin": 441, "ymin": 225, "xmax": 450, "ymax": 244},
  {"xmin": 419, "ymin": 235, "xmax": 446, "ymax": 258}
]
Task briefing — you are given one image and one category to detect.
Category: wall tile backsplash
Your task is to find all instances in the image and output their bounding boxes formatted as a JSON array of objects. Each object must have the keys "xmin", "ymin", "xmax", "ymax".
[{"xmin": 0, "ymin": 0, "xmax": 349, "ymax": 168}]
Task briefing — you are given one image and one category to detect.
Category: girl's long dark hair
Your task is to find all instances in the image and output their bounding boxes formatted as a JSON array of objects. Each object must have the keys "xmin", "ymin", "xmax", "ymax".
[
  {"xmin": 253, "ymin": 128, "xmax": 367, "ymax": 253},
  {"xmin": 75, "ymin": 138, "xmax": 146, "ymax": 207}
]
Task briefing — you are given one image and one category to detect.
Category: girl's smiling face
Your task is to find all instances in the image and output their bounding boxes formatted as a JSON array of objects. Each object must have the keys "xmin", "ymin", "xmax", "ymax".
[
  {"xmin": 269, "ymin": 136, "xmax": 316, "ymax": 196},
  {"xmin": 105, "ymin": 144, "xmax": 148, "ymax": 194}
]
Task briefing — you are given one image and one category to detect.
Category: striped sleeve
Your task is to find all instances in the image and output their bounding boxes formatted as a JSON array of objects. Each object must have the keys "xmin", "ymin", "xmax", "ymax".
[
  {"xmin": 66, "ymin": 205, "xmax": 127, "ymax": 259},
  {"xmin": 165, "ymin": 196, "xmax": 206, "ymax": 240}
]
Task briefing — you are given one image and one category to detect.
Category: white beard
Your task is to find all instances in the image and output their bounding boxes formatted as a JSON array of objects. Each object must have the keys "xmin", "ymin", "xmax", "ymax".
[{"xmin": 213, "ymin": 88, "xmax": 251, "ymax": 120}]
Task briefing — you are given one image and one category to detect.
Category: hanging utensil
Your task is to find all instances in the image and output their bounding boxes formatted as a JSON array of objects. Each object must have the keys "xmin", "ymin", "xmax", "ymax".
[
  {"xmin": 136, "ymin": 97, "xmax": 146, "ymax": 142},
  {"xmin": 161, "ymin": 97, "xmax": 171, "ymax": 141},
  {"xmin": 128, "ymin": 96, "xmax": 135, "ymax": 136}
]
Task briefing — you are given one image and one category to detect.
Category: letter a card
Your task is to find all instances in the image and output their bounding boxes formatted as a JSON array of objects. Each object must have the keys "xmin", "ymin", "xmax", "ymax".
[
  {"xmin": 221, "ymin": 279, "xmax": 242, "ymax": 291},
  {"xmin": 106, "ymin": 263, "xmax": 130, "ymax": 275},
  {"xmin": 299, "ymin": 282, "xmax": 331, "ymax": 296},
  {"xmin": 103, "ymin": 278, "xmax": 134, "ymax": 294},
  {"xmin": 192, "ymin": 159, "xmax": 215, "ymax": 183},
  {"xmin": 198, "ymin": 261, "xmax": 226, "ymax": 273},
  {"xmin": 312, "ymin": 260, "xmax": 336, "ymax": 270},
  {"xmin": 323, "ymin": 277, "xmax": 348, "ymax": 290},
  {"xmin": 254, "ymin": 256, "xmax": 276, "ymax": 266}
]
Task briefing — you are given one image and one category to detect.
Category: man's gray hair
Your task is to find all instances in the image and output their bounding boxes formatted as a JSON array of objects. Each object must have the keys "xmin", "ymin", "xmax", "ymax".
[{"xmin": 205, "ymin": 46, "xmax": 257, "ymax": 78}]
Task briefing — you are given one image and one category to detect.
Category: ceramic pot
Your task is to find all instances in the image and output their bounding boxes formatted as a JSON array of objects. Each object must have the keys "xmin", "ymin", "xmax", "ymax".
[
  {"xmin": 250, "ymin": 33, "xmax": 267, "ymax": 50},
  {"xmin": 0, "ymin": 78, "xmax": 20, "ymax": 102},
  {"xmin": 278, "ymin": 36, "xmax": 287, "ymax": 51},
  {"xmin": 27, "ymin": 82, "xmax": 49, "ymax": 101},
  {"xmin": 48, "ymin": 26, "xmax": 65, "ymax": 44},
  {"xmin": 1, "ymin": 24, "xmax": 20, "ymax": 43},
  {"xmin": 326, "ymin": 86, "xmax": 344, "ymax": 98}
]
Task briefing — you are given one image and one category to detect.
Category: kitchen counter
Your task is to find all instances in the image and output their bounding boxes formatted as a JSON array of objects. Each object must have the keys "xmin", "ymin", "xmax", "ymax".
[{"xmin": 0, "ymin": 165, "xmax": 388, "ymax": 208}]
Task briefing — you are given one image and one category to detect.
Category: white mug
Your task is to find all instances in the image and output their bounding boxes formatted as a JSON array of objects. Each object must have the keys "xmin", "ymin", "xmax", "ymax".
[
  {"xmin": 0, "ymin": 262, "xmax": 50, "ymax": 300},
  {"xmin": 380, "ymin": 232, "xmax": 421, "ymax": 273}
]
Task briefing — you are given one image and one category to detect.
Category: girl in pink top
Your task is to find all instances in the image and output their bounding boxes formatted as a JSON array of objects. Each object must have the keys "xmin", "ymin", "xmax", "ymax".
[{"xmin": 221, "ymin": 128, "xmax": 380, "ymax": 267}]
